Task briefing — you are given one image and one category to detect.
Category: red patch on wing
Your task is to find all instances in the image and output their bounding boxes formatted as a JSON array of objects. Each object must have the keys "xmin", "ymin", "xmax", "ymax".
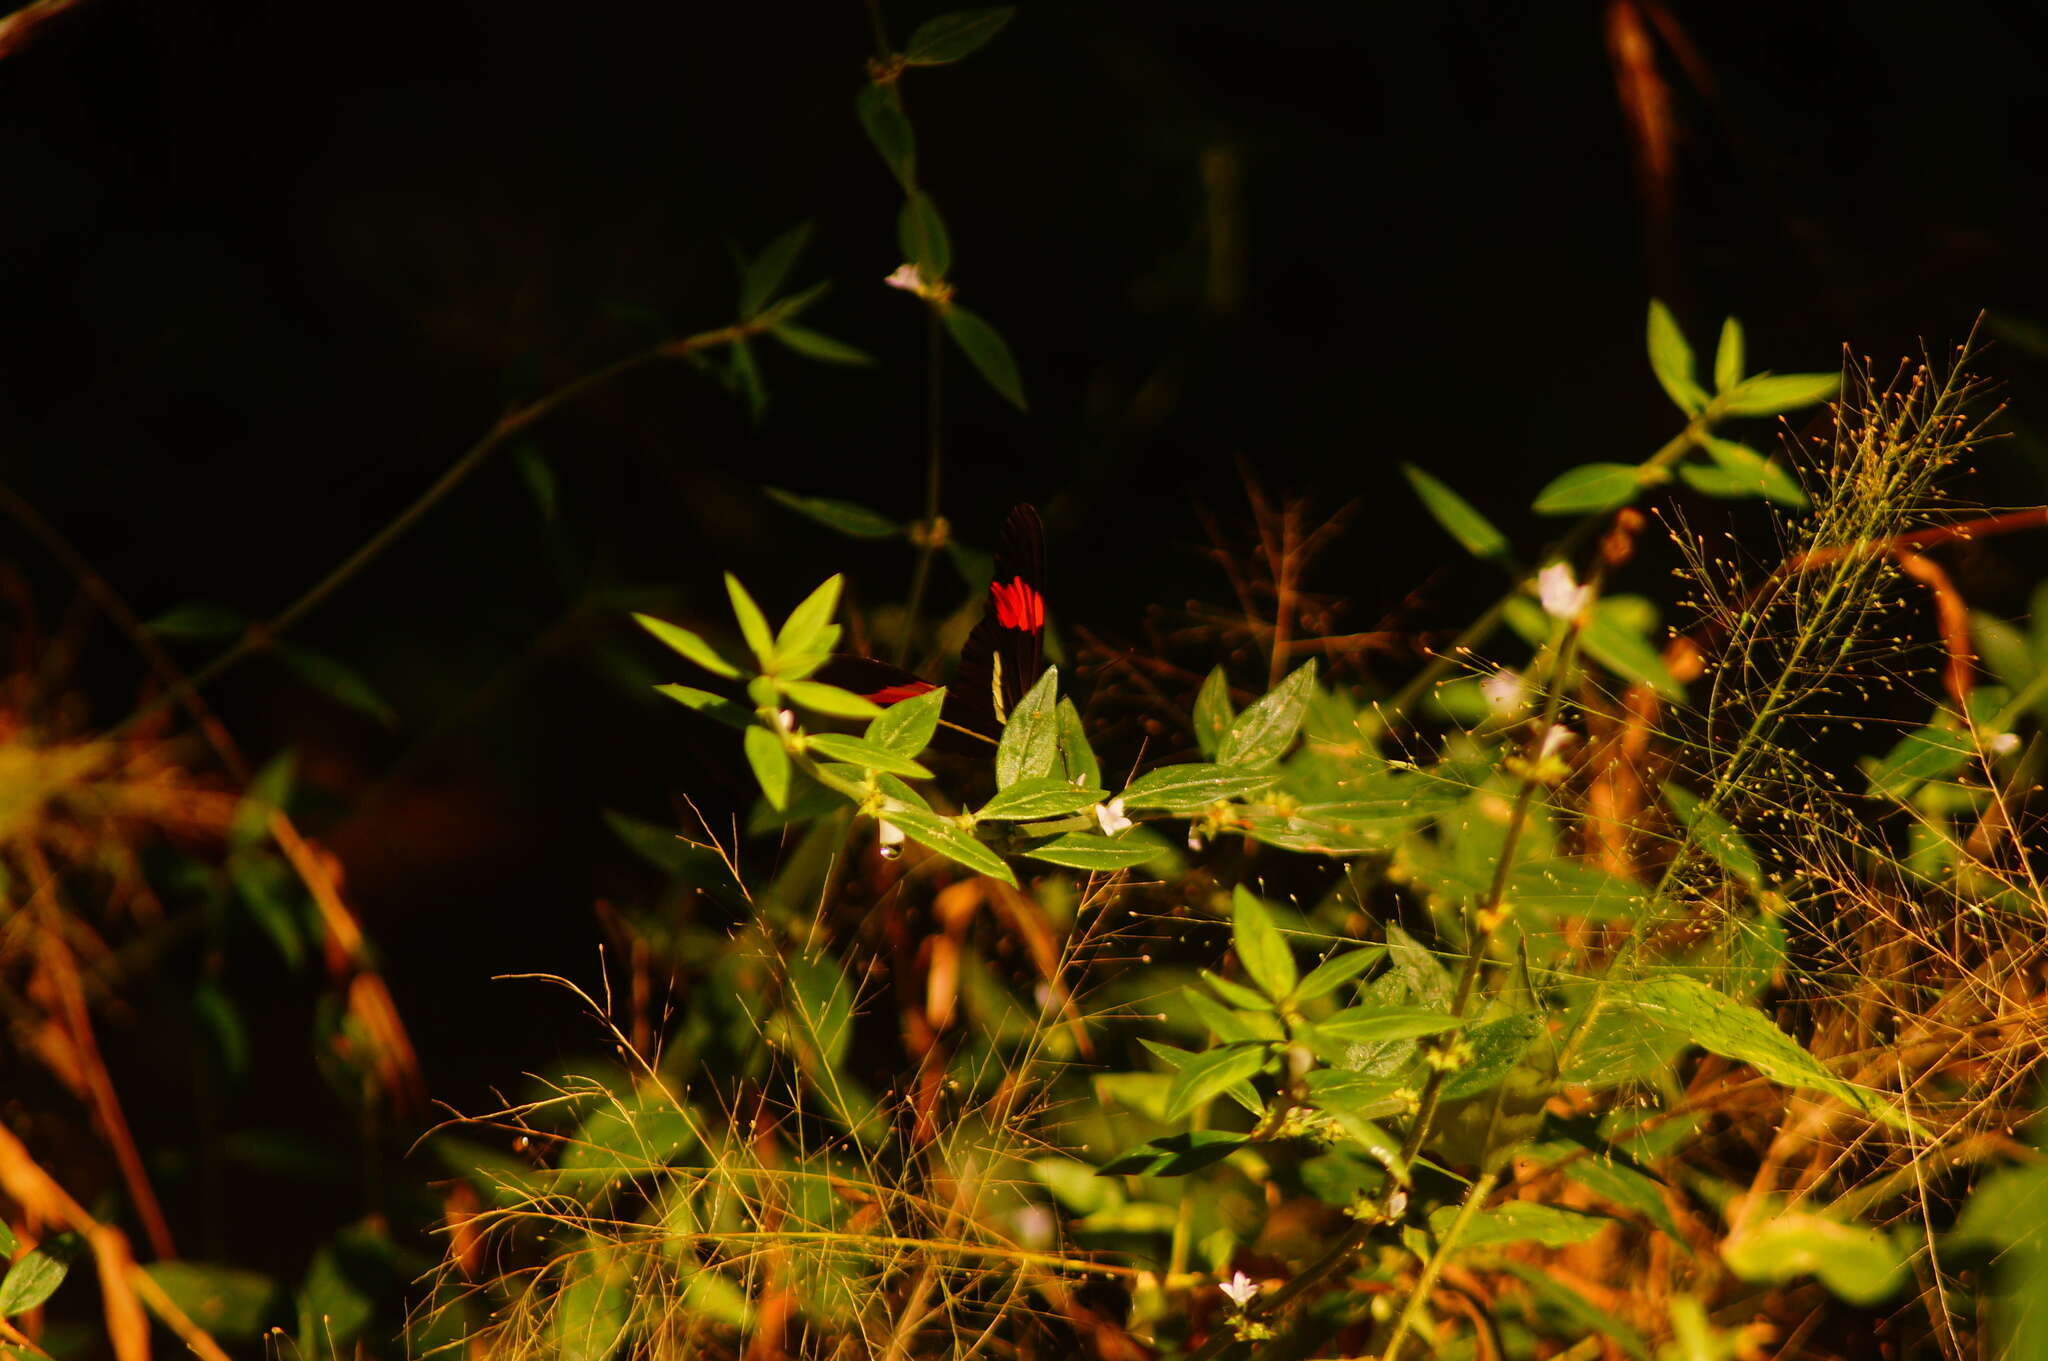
[
  {"xmin": 989, "ymin": 576, "xmax": 1044, "ymax": 631},
  {"xmin": 865, "ymin": 681, "xmax": 938, "ymax": 704}
]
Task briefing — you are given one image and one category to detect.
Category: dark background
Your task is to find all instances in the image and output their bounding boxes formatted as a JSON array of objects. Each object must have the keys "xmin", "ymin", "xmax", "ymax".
[{"xmin": 5, "ymin": 0, "xmax": 2047, "ymax": 1276}]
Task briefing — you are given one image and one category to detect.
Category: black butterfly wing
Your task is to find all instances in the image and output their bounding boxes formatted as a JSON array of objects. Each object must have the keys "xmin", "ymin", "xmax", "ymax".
[
  {"xmin": 811, "ymin": 503, "xmax": 1047, "ymax": 752},
  {"xmin": 949, "ymin": 503, "xmax": 1048, "ymax": 737}
]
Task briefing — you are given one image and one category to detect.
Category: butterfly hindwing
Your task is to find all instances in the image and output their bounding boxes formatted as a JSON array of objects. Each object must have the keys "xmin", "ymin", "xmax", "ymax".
[{"xmin": 950, "ymin": 504, "xmax": 1048, "ymax": 738}]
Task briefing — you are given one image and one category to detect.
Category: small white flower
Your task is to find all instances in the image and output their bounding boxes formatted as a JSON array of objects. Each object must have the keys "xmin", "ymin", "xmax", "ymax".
[
  {"xmin": 1480, "ymin": 666, "xmax": 1525, "ymax": 712},
  {"xmin": 1539, "ymin": 724, "xmax": 1577, "ymax": 759},
  {"xmin": 775, "ymin": 708, "xmax": 797, "ymax": 732},
  {"xmin": 1095, "ymin": 797, "xmax": 1133, "ymax": 836},
  {"xmin": 1990, "ymin": 731, "xmax": 2021, "ymax": 756},
  {"xmin": 877, "ymin": 819, "xmax": 905, "ymax": 859},
  {"xmin": 1219, "ymin": 1270, "xmax": 1260, "ymax": 1308},
  {"xmin": 1536, "ymin": 561, "xmax": 1592, "ymax": 621},
  {"xmin": 884, "ymin": 262, "xmax": 925, "ymax": 293},
  {"xmin": 1187, "ymin": 827, "xmax": 1206, "ymax": 852}
]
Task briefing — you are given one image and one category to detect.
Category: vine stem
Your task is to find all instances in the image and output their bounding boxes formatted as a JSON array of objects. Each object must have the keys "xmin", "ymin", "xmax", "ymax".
[
  {"xmin": 898, "ymin": 305, "xmax": 946, "ymax": 665},
  {"xmin": 1378, "ymin": 1168, "xmax": 1501, "ymax": 1361},
  {"xmin": 110, "ymin": 323, "xmax": 759, "ymax": 738}
]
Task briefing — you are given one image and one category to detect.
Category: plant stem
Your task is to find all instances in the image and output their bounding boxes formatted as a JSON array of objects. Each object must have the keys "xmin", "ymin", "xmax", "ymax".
[
  {"xmin": 111, "ymin": 325, "xmax": 757, "ymax": 737},
  {"xmin": 898, "ymin": 306, "xmax": 946, "ymax": 665},
  {"xmin": 1377, "ymin": 1168, "xmax": 1501, "ymax": 1361}
]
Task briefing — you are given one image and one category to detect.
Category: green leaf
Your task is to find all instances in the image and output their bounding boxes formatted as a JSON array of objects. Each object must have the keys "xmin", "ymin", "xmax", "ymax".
[
  {"xmin": 1294, "ymin": 946, "xmax": 1385, "ymax": 1002},
  {"xmin": 728, "ymin": 334, "xmax": 766, "ymax": 421},
  {"xmin": 1865, "ymin": 723, "xmax": 1975, "ymax": 800},
  {"xmin": 1097, "ymin": 1131, "xmax": 1247, "ymax": 1177},
  {"xmin": 1030, "ymin": 1156, "xmax": 1121, "ymax": 1213},
  {"xmin": 1713, "ymin": 316, "xmax": 1745, "ymax": 393},
  {"xmin": 1719, "ymin": 371, "xmax": 1839, "ymax": 417},
  {"xmin": 1678, "ymin": 464, "xmax": 1759, "ymax": 500},
  {"xmin": 1532, "ymin": 462, "xmax": 1644, "ymax": 516},
  {"xmin": 1696, "ymin": 436, "xmax": 1807, "ymax": 508},
  {"xmin": 634, "ymin": 612, "xmax": 742, "ymax": 678},
  {"xmin": 148, "ymin": 600, "xmax": 245, "ymax": 639},
  {"xmin": 193, "ymin": 982, "xmax": 250, "ymax": 1078},
  {"xmin": 514, "ymin": 442, "xmax": 556, "ymax": 520},
  {"xmin": 1403, "ymin": 464, "xmax": 1510, "ymax": 560},
  {"xmin": 898, "ymin": 191, "xmax": 952, "ymax": 278},
  {"xmin": 1192, "ymin": 666, "xmax": 1234, "ymax": 758},
  {"xmin": 779, "ymin": 679, "xmax": 883, "ymax": 719},
  {"xmin": 725, "ymin": 574, "xmax": 776, "ymax": 667},
  {"xmin": 769, "ymin": 321, "xmax": 875, "ymax": 366},
  {"xmin": 654, "ymin": 683, "xmax": 751, "ymax": 730},
  {"xmin": 776, "ymin": 575, "xmax": 843, "ymax": 660},
  {"xmin": 739, "ymin": 222, "xmax": 812, "ymax": 318},
  {"xmin": 885, "ymin": 807, "xmax": 1015, "ymax": 884},
  {"xmin": 1647, "ymin": 299, "xmax": 1707, "ymax": 414},
  {"xmin": 1121, "ymin": 762, "xmax": 1280, "ymax": 812},
  {"xmin": 1184, "ymin": 984, "xmax": 1281, "ymax": 1041},
  {"xmin": 1660, "ymin": 784, "xmax": 1760, "ymax": 890},
  {"xmin": 1162, "ymin": 1042, "xmax": 1269, "ymax": 1122},
  {"xmin": 143, "ymin": 1262, "xmax": 281, "ymax": 1339},
  {"xmin": 1231, "ymin": 885, "xmax": 1297, "ymax": 1001},
  {"xmin": 1619, "ymin": 976, "xmax": 1918, "ymax": 1131},
  {"xmin": 783, "ymin": 950, "xmax": 856, "ymax": 1069},
  {"xmin": 0, "ymin": 1223, "xmax": 13, "ymax": 1255},
  {"xmin": 0, "ymin": 1234, "xmax": 77, "ymax": 1316},
  {"xmin": 1023, "ymin": 831, "xmax": 1157, "ymax": 871},
  {"xmin": 867, "ymin": 685, "xmax": 946, "ymax": 756},
  {"xmin": 1524, "ymin": 1141, "xmax": 1681, "ymax": 1242},
  {"xmin": 995, "ymin": 665, "xmax": 1060, "ymax": 788},
  {"xmin": 1582, "ymin": 597, "xmax": 1684, "ymax": 699},
  {"xmin": 745, "ymin": 727, "xmax": 792, "ymax": 809},
  {"xmin": 1202, "ymin": 969, "xmax": 1274, "ymax": 1011},
  {"xmin": 805, "ymin": 733, "xmax": 933, "ymax": 778},
  {"xmin": 276, "ymin": 645, "xmax": 396, "ymax": 727},
  {"xmin": 903, "ymin": 6, "xmax": 1016, "ymax": 63},
  {"xmin": 977, "ymin": 776, "xmax": 1105, "ymax": 821},
  {"xmin": 1973, "ymin": 612, "xmax": 2037, "ymax": 694},
  {"xmin": 1302, "ymin": 1005, "xmax": 1464, "ymax": 1058},
  {"xmin": 1723, "ymin": 1210, "xmax": 1907, "ymax": 1305},
  {"xmin": 228, "ymin": 850, "xmax": 306, "ymax": 969},
  {"xmin": 1496, "ymin": 1262, "xmax": 1651, "ymax": 1359},
  {"xmin": 1216, "ymin": 660, "xmax": 1317, "ymax": 767},
  {"xmin": 1055, "ymin": 697, "xmax": 1101, "ymax": 787},
  {"xmin": 1432, "ymin": 1199, "xmax": 1611, "ymax": 1250},
  {"xmin": 548, "ymin": 1239, "xmax": 628, "ymax": 1361},
  {"xmin": 855, "ymin": 83, "xmax": 915, "ymax": 188},
  {"xmin": 942, "ymin": 305, "xmax": 1027, "ymax": 410},
  {"xmin": 764, "ymin": 488, "xmax": 901, "ymax": 539}
]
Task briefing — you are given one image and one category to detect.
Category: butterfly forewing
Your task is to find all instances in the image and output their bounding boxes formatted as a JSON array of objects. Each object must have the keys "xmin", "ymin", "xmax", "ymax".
[{"xmin": 812, "ymin": 503, "xmax": 1049, "ymax": 751}]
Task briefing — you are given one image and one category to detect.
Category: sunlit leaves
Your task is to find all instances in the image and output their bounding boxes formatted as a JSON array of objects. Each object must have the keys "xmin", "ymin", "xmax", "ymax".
[
  {"xmin": 1719, "ymin": 371, "xmax": 1839, "ymax": 417},
  {"xmin": 866, "ymin": 685, "xmax": 945, "ymax": 756},
  {"xmin": 1532, "ymin": 462, "xmax": 1647, "ymax": 516},
  {"xmin": 1230, "ymin": 885, "xmax": 1296, "ymax": 1001},
  {"xmin": 995, "ymin": 666, "xmax": 1060, "ymax": 788},
  {"xmin": 1647, "ymin": 299, "xmax": 1708, "ymax": 415},
  {"xmin": 1217, "ymin": 660, "xmax": 1316, "ymax": 766}
]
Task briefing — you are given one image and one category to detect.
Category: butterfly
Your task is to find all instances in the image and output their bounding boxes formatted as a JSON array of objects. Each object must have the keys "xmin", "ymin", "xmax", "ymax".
[{"xmin": 816, "ymin": 504, "xmax": 1047, "ymax": 750}]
